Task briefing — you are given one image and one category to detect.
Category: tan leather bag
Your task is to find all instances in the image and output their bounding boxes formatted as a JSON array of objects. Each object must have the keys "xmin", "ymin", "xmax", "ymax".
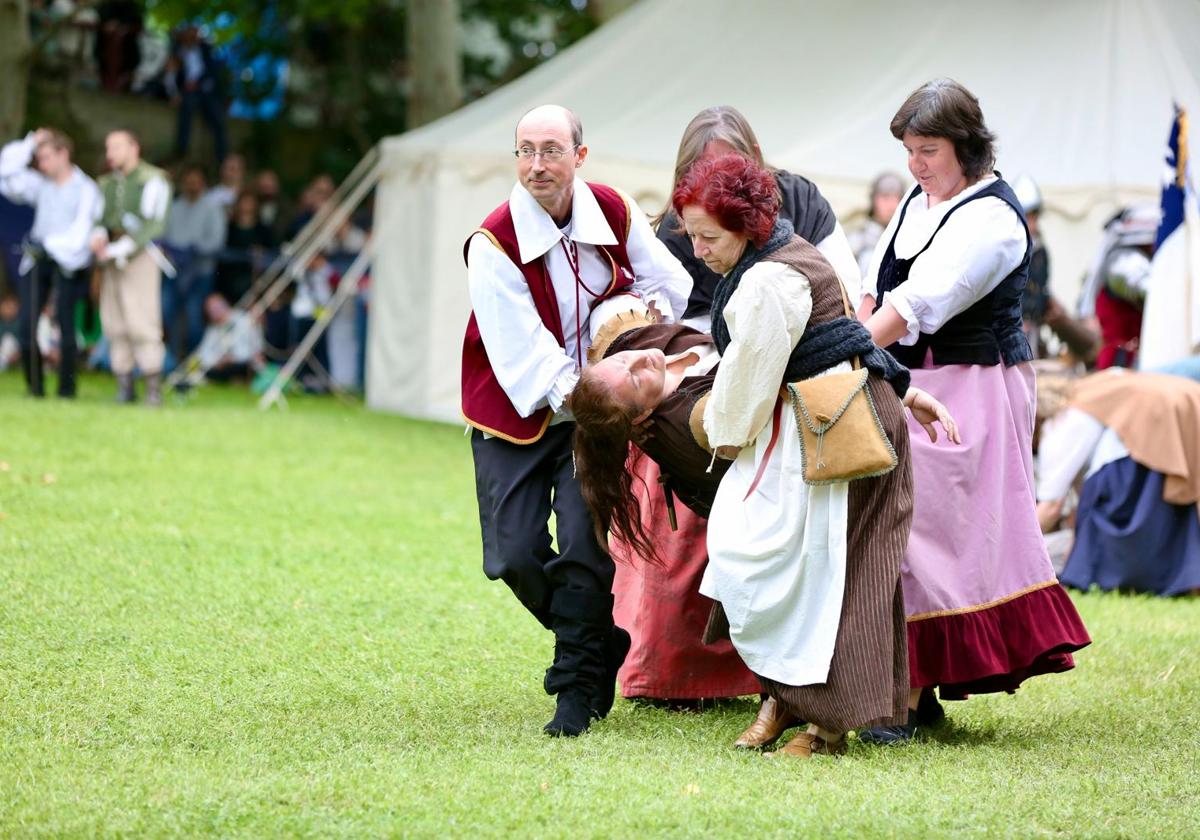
[{"xmin": 784, "ymin": 278, "xmax": 897, "ymax": 486}]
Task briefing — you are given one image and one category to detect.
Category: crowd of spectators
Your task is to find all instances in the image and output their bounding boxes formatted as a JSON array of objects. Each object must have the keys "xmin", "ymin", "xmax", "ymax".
[
  {"xmin": 0, "ymin": 143, "xmax": 373, "ymax": 396},
  {"xmin": 157, "ymin": 157, "xmax": 371, "ymax": 393},
  {"xmin": 4, "ymin": 11, "xmax": 372, "ymax": 396}
]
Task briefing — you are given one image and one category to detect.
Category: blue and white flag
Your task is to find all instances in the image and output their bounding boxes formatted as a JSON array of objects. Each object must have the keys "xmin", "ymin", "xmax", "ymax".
[{"xmin": 1140, "ymin": 105, "xmax": 1200, "ymax": 369}]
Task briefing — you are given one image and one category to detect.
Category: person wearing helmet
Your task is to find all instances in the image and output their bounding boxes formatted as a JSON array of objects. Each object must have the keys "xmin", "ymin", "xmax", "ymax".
[
  {"xmin": 1007, "ymin": 176, "xmax": 1102, "ymax": 366},
  {"xmin": 1078, "ymin": 202, "xmax": 1160, "ymax": 369}
]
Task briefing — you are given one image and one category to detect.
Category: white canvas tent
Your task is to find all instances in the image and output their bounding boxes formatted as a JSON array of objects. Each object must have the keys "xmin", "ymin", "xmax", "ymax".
[{"xmin": 367, "ymin": 0, "xmax": 1200, "ymax": 422}]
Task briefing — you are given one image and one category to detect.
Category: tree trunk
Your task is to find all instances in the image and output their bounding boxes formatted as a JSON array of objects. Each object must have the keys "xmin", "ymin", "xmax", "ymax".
[
  {"xmin": 406, "ymin": 0, "xmax": 462, "ymax": 129},
  {"xmin": 0, "ymin": 0, "xmax": 31, "ymax": 140},
  {"xmin": 590, "ymin": 0, "xmax": 637, "ymax": 24}
]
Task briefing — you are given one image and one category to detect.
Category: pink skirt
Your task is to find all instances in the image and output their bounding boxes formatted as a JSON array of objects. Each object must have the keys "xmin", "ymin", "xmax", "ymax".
[
  {"xmin": 904, "ymin": 361, "xmax": 1090, "ymax": 698},
  {"xmin": 611, "ymin": 451, "xmax": 760, "ymax": 700}
]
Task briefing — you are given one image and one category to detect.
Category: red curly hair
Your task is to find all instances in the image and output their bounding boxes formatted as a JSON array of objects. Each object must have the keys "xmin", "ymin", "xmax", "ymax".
[{"xmin": 671, "ymin": 154, "xmax": 780, "ymax": 247}]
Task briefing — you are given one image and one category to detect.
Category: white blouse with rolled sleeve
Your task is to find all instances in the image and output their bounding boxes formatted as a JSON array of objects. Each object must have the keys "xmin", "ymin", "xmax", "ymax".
[
  {"xmin": 0, "ymin": 135, "xmax": 102, "ymax": 273},
  {"xmin": 698, "ymin": 258, "xmax": 850, "ymax": 686},
  {"xmin": 861, "ymin": 176, "xmax": 1027, "ymax": 346}
]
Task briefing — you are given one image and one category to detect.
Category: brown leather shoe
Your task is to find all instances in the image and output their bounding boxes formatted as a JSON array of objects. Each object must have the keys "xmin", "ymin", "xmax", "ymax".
[
  {"xmin": 733, "ymin": 697, "xmax": 801, "ymax": 749},
  {"xmin": 767, "ymin": 731, "xmax": 847, "ymax": 759}
]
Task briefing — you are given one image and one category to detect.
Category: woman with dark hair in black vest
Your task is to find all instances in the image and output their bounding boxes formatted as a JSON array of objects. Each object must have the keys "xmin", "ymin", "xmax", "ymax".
[{"xmin": 857, "ymin": 78, "xmax": 1091, "ymax": 744}]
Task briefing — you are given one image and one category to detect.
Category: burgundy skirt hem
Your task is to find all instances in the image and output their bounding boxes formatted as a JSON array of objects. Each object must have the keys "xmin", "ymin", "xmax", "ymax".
[
  {"xmin": 907, "ymin": 582, "xmax": 1091, "ymax": 700},
  {"xmin": 619, "ymin": 679, "xmax": 762, "ymax": 701}
]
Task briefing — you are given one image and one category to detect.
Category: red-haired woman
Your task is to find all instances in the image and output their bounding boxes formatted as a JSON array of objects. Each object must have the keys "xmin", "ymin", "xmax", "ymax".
[
  {"xmin": 573, "ymin": 154, "xmax": 936, "ymax": 757},
  {"xmin": 610, "ymin": 106, "xmax": 860, "ymax": 719}
]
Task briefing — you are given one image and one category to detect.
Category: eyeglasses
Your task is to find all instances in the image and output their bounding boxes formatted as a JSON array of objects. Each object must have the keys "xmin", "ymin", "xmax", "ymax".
[{"xmin": 513, "ymin": 146, "xmax": 577, "ymax": 161}]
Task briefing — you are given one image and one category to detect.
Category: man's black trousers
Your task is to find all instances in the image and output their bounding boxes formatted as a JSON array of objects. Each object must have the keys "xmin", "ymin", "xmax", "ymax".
[
  {"xmin": 16, "ymin": 259, "xmax": 89, "ymax": 397},
  {"xmin": 471, "ymin": 423, "xmax": 616, "ymax": 695}
]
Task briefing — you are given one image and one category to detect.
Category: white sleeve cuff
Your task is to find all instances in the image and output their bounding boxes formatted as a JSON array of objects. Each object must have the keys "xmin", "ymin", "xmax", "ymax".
[
  {"xmin": 2, "ymin": 134, "xmax": 37, "ymax": 166},
  {"xmin": 882, "ymin": 290, "xmax": 922, "ymax": 344},
  {"xmin": 547, "ymin": 368, "xmax": 580, "ymax": 414},
  {"xmin": 107, "ymin": 236, "xmax": 137, "ymax": 261}
]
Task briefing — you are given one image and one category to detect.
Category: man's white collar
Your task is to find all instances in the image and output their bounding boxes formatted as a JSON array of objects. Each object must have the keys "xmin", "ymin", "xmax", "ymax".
[{"xmin": 510, "ymin": 177, "xmax": 619, "ymax": 265}]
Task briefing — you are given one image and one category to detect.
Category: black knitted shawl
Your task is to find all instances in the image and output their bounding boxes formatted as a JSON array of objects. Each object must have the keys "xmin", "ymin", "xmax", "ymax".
[
  {"xmin": 710, "ymin": 217, "xmax": 795, "ymax": 349},
  {"xmin": 784, "ymin": 319, "xmax": 910, "ymax": 398},
  {"xmin": 710, "ymin": 218, "xmax": 910, "ymax": 398}
]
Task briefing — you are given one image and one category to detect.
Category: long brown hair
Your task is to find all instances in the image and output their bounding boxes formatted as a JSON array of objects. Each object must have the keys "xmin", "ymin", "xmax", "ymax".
[
  {"xmin": 567, "ymin": 369, "xmax": 661, "ymax": 565},
  {"xmin": 652, "ymin": 105, "xmax": 771, "ymax": 227}
]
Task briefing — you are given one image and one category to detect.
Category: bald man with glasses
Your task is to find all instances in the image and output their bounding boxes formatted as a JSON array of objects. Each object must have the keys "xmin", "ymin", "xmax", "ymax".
[{"xmin": 461, "ymin": 104, "xmax": 692, "ymax": 736}]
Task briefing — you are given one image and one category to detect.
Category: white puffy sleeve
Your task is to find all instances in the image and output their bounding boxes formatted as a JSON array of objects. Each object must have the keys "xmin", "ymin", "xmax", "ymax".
[
  {"xmin": 883, "ymin": 196, "xmax": 1026, "ymax": 344},
  {"xmin": 703, "ymin": 261, "xmax": 812, "ymax": 448},
  {"xmin": 0, "ymin": 135, "xmax": 43, "ymax": 205},
  {"xmin": 1035, "ymin": 407, "xmax": 1105, "ymax": 502},
  {"xmin": 616, "ymin": 188, "xmax": 692, "ymax": 322},
  {"xmin": 467, "ymin": 232, "xmax": 578, "ymax": 415}
]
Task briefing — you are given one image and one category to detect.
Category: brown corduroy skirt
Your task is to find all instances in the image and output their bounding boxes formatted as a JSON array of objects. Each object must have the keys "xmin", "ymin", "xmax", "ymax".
[{"xmin": 755, "ymin": 376, "xmax": 914, "ymax": 732}]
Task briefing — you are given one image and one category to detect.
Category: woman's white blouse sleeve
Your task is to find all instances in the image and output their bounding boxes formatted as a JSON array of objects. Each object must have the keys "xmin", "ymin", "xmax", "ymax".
[
  {"xmin": 703, "ymin": 262, "xmax": 812, "ymax": 448},
  {"xmin": 883, "ymin": 197, "xmax": 1027, "ymax": 344}
]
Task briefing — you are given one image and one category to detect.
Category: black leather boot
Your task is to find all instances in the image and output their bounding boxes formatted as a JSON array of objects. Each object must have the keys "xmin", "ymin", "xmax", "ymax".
[
  {"xmin": 144, "ymin": 371, "xmax": 163, "ymax": 407},
  {"xmin": 116, "ymin": 372, "xmax": 136, "ymax": 403},
  {"xmin": 915, "ymin": 686, "xmax": 945, "ymax": 726},
  {"xmin": 542, "ymin": 588, "xmax": 614, "ymax": 737},
  {"xmin": 593, "ymin": 625, "xmax": 631, "ymax": 720}
]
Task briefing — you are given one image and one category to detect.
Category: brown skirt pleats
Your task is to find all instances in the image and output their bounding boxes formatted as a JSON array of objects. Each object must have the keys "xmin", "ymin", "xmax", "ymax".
[{"xmin": 757, "ymin": 376, "xmax": 914, "ymax": 732}]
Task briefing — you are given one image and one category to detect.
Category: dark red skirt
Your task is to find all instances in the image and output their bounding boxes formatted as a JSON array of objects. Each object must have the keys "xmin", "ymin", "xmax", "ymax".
[
  {"xmin": 611, "ymin": 452, "xmax": 759, "ymax": 700},
  {"xmin": 907, "ymin": 581, "xmax": 1092, "ymax": 700}
]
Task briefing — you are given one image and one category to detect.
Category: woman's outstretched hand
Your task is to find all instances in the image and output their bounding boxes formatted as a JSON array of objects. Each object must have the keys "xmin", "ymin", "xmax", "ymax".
[{"xmin": 903, "ymin": 387, "xmax": 962, "ymax": 444}]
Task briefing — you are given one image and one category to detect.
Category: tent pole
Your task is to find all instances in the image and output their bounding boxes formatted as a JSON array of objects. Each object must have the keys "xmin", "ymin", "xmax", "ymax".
[
  {"xmin": 167, "ymin": 146, "xmax": 384, "ymax": 391},
  {"xmin": 258, "ymin": 245, "xmax": 373, "ymax": 411}
]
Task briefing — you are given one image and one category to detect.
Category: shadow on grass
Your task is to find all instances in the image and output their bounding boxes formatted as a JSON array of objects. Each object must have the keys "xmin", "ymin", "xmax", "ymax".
[
  {"xmin": 613, "ymin": 696, "xmax": 1019, "ymax": 750},
  {"xmin": 625, "ymin": 696, "xmax": 760, "ymax": 715},
  {"xmin": 911, "ymin": 716, "xmax": 1006, "ymax": 748}
]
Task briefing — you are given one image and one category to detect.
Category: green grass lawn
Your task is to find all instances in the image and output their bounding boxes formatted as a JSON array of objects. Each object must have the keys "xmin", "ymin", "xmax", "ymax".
[{"xmin": 1, "ymin": 372, "xmax": 1197, "ymax": 838}]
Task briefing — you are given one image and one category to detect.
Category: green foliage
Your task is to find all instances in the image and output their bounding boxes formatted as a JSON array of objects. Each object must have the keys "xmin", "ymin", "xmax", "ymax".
[
  {"xmin": 144, "ymin": 0, "xmax": 384, "ymax": 37},
  {"xmin": 2, "ymin": 372, "xmax": 1199, "ymax": 836},
  {"xmin": 462, "ymin": 0, "xmax": 596, "ymax": 93},
  {"xmin": 135, "ymin": 0, "xmax": 596, "ymax": 171}
]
